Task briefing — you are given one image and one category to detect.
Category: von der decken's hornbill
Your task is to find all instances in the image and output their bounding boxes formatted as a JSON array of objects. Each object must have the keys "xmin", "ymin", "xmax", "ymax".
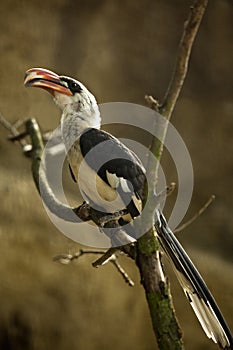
[{"xmin": 24, "ymin": 68, "xmax": 233, "ymax": 349}]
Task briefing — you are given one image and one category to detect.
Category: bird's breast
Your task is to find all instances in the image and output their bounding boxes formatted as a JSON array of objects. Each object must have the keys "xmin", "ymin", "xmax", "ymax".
[{"xmin": 67, "ymin": 142, "xmax": 126, "ymax": 212}]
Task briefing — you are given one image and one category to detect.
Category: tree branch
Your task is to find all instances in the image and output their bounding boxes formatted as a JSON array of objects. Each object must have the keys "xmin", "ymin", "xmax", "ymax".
[
  {"xmin": 160, "ymin": 0, "xmax": 208, "ymax": 119},
  {"xmin": 0, "ymin": 112, "xmax": 28, "ymax": 148},
  {"xmin": 137, "ymin": 1, "xmax": 208, "ymax": 349},
  {"xmin": 53, "ymin": 248, "xmax": 135, "ymax": 286}
]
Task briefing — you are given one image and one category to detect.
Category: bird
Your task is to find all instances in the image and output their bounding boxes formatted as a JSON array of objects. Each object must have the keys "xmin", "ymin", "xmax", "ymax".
[{"xmin": 24, "ymin": 67, "xmax": 233, "ymax": 349}]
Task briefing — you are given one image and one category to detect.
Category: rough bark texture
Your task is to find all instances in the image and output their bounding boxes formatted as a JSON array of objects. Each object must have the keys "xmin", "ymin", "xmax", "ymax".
[{"xmin": 135, "ymin": 1, "xmax": 208, "ymax": 349}]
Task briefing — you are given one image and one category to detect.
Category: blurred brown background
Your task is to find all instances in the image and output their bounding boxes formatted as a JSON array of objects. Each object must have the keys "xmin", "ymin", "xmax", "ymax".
[{"xmin": 0, "ymin": 0, "xmax": 232, "ymax": 349}]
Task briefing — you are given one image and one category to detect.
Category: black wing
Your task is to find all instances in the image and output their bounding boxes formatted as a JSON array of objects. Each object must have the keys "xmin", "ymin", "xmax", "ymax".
[{"xmin": 79, "ymin": 128, "xmax": 147, "ymax": 204}]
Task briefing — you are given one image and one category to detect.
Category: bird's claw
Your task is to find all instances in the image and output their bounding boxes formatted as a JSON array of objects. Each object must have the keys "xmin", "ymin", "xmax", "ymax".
[{"xmin": 99, "ymin": 209, "xmax": 127, "ymax": 227}]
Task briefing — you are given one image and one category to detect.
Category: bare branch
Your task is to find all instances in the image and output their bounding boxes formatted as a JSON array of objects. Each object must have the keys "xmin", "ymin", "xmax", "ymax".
[
  {"xmin": 145, "ymin": 95, "xmax": 160, "ymax": 112},
  {"xmin": 92, "ymin": 247, "xmax": 119, "ymax": 267},
  {"xmin": 54, "ymin": 248, "xmax": 135, "ymax": 286},
  {"xmin": 148, "ymin": 0, "xmax": 208, "ymax": 170},
  {"xmin": 53, "ymin": 249, "xmax": 105, "ymax": 264},
  {"xmin": 0, "ymin": 112, "xmax": 27, "ymax": 148},
  {"xmin": 158, "ymin": 182, "xmax": 176, "ymax": 199},
  {"xmin": 160, "ymin": 0, "xmax": 208, "ymax": 119},
  {"xmin": 110, "ymin": 257, "xmax": 134, "ymax": 287},
  {"xmin": 137, "ymin": 1, "xmax": 208, "ymax": 349}
]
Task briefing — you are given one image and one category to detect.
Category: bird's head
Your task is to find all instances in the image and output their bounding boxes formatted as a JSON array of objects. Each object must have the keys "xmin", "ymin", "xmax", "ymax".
[{"xmin": 24, "ymin": 68, "xmax": 98, "ymax": 115}]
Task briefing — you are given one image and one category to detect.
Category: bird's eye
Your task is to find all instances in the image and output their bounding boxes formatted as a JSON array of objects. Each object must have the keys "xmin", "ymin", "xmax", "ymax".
[
  {"xmin": 69, "ymin": 80, "xmax": 82, "ymax": 94},
  {"xmin": 71, "ymin": 82, "xmax": 77, "ymax": 89}
]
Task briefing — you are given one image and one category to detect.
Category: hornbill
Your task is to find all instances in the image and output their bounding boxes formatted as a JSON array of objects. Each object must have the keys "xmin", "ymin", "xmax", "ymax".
[{"xmin": 24, "ymin": 68, "xmax": 233, "ymax": 349}]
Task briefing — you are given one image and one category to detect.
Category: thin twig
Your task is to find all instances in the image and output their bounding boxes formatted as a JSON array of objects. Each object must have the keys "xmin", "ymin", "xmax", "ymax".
[
  {"xmin": 12, "ymin": 119, "xmax": 25, "ymax": 130},
  {"xmin": 92, "ymin": 247, "xmax": 119, "ymax": 267},
  {"xmin": 157, "ymin": 182, "xmax": 176, "ymax": 199},
  {"xmin": 160, "ymin": 0, "xmax": 208, "ymax": 119},
  {"xmin": 166, "ymin": 182, "xmax": 176, "ymax": 197},
  {"xmin": 110, "ymin": 257, "xmax": 134, "ymax": 287},
  {"xmin": 0, "ymin": 112, "xmax": 27, "ymax": 147},
  {"xmin": 8, "ymin": 131, "xmax": 28, "ymax": 142},
  {"xmin": 145, "ymin": 95, "xmax": 160, "ymax": 112},
  {"xmin": 53, "ymin": 248, "xmax": 105, "ymax": 264},
  {"xmin": 148, "ymin": 0, "xmax": 208, "ymax": 174},
  {"xmin": 174, "ymin": 195, "xmax": 215, "ymax": 233},
  {"xmin": 53, "ymin": 248, "xmax": 134, "ymax": 286}
]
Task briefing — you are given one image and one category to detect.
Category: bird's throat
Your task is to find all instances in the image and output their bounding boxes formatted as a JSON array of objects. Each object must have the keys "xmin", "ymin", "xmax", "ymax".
[{"xmin": 61, "ymin": 109, "xmax": 101, "ymax": 151}]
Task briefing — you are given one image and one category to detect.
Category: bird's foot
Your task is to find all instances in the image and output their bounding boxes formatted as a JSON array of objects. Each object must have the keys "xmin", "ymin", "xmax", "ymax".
[{"xmin": 99, "ymin": 209, "xmax": 128, "ymax": 227}]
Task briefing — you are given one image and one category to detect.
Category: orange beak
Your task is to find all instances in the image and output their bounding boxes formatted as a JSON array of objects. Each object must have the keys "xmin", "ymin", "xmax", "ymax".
[{"xmin": 24, "ymin": 68, "xmax": 72, "ymax": 96}]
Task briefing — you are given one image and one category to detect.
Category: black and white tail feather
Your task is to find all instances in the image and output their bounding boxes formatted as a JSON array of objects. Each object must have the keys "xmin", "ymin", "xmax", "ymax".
[{"xmin": 154, "ymin": 209, "xmax": 233, "ymax": 349}]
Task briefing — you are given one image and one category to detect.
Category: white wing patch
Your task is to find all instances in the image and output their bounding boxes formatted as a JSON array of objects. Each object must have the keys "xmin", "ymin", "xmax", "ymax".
[
  {"xmin": 106, "ymin": 171, "xmax": 132, "ymax": 192},
  {"xmin": 120, "ymin": 178, "xmax": 132, "ymax": 192},
  {"xmin": 106, "ymin": 171, "xmax": 143, "ymax": 215}
]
